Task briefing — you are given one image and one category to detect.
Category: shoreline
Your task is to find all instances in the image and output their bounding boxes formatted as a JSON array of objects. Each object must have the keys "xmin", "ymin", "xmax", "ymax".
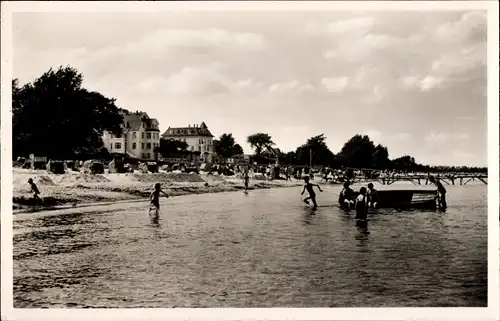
[{"xmin": 12, "ymin": 168, "xmax": 306, "ymax": 214}]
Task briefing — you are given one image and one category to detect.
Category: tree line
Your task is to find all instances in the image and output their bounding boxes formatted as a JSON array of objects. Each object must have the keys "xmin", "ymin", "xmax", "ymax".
[{"xmin": 12, "ymin": 65, "xmax": 485, "ymax": 173}]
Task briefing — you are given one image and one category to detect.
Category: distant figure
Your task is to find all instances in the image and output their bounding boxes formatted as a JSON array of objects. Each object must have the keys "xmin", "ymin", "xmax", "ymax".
[
  {"xmin": 429, "ymin": 176, "xmax": 447, "ymax": 209},
  {"xmin": 27, "ymin": 178, "xmax": 41, "ymax": 201},
  {"xmin": 243, "ymin": 171, "xmax": 250, "ymax": 190},
  {"xmin": 355, "ymin": 187, "xmax": 369, "ymax": 221},
  {"xmin": 149, "ymin": 183, "xmax": 169, "ymax": 215},
  {"xmin": 339, "ymin": 181, "xmax": 355, "ymax": 209},
  {"xmin": 367, "ymin": 183, "xmax": 379, "ymax": 209},
  {"xmin": 301, "ymin": 176, "xmax": 323, "ymax": 210}
]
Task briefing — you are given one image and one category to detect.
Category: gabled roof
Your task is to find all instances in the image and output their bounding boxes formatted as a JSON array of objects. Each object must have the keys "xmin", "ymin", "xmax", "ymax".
[
  {"xmin": 161, "ymin": 121, "xmax": 214, "ymax": 138},
  {"xmin": 120, "ymin": 112, "xmax": 159, "ymax": 131}
]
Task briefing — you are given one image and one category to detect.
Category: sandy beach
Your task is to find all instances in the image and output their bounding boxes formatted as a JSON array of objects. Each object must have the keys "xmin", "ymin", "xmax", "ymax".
[{"xmin": 12, "ymin": 168, "xmax": 305, "ymax": 213}]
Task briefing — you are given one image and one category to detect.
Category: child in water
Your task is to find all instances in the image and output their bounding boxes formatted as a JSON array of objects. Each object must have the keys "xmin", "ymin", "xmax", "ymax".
[
  {"xmin": 367, "ymin": 183, "xmax": 379, "ymax": 209},
  {"xmin": 149, "ymin": 183, "xmax": 169, "ymax": 215},
  {"xmin": 28, "ymin": 178, "xmax": 41, "ymax": 200},
  {"xmin": 355, "ymin": 187, "xmax": 368, "ymax": 221},
  {"xmin": 339, "ymin": 181, "xmax": 355, "ymax": 209},
  {"xmin": 243, "ymin": 171, "xmax": 250, "ymax": 190},
  {"xmin": 301, "ymin": 176, "xmax": 323, "ymax": 210}
]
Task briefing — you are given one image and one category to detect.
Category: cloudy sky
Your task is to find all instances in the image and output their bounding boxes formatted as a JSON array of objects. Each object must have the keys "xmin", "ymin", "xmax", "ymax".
[{"xmin": 12, "ymin": 9, "xmax": 488, "ymax": 166}]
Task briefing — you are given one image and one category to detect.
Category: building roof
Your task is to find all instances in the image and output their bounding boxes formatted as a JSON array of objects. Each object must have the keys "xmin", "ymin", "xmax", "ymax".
[
  {"xmin": 121, "ymin": 112, "xmax": 159, "ymax": 132},
  {"xmin": 162, "ymin": 121, "xmax": 214, "ymax": 138}
]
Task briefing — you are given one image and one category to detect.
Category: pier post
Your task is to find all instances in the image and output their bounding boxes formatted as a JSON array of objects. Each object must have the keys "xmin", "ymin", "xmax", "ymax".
[{"xmin": 460, "ymin": 177, "xmax": 463, "ymax": 185}]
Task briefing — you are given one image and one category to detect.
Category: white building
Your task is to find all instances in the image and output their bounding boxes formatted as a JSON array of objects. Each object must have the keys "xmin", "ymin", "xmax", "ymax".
[
  {"xmin": 161, "ymin": 121, "xmax": 215, "ymax": 163},
  {"xmin": 102, "ymin": 111, "xmax": 160, "ymax": 161}
]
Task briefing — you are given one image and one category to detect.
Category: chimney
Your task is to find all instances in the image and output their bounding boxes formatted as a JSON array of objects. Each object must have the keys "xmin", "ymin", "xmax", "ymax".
[{"xmin": 188, "ymin": 124, "xmax": 191, "ymax": 127}]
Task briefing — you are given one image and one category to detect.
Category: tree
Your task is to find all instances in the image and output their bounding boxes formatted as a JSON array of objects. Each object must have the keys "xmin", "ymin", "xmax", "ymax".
[
  {"xmin": 338, "ymin": 134, "xmax": 377, "ymax": 168},
  {"xmin": 157, "ymin": 138, "xmax": 189, "ymax": 158},
  {"xmin": 232, "ymin": 143, "xmax": 244, "ymax": 156},
  {"xmin": 12, "ymin": 66, "xmax": 125, "ymax": 159},
  {"xmin": 295, "ymin": 134, "xmax": 335, "ymax": 166},
  {"xmin": 247, "ymin": 133, "xmax": 274, "ymax": 156},
  {"xmin": 391, "ymin": 155, "xmax": 417, "ymax": 171},
  {"xmin": 213, "ymin": 133, "xmax": 243, "ymax": 161},
  {"xmin": 372, "ymin": 144, "xmax": 390, "ymax": 169}
]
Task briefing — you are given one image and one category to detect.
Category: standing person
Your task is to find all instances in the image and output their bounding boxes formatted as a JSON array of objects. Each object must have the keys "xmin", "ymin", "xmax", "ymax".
[
  {"xmin": 27, "ymin": 178, "xmax": 41, "ymax": 201},
  {"xmin": 285, "ymin": 167, "xmax": 291, "ymax": 181},
  {"xmin": 243, "ymin": 171, "xmax": 250, "ymax": 190},
  {"xmin": 149, "ymin": 183, "xmax": 169, "ymax": 216},
  {"xmin": 429, "ymin": 176, "xmax": 447, "ymax": 209},
  {"xmin": 301, "ymin": 176, "xmax": 323, "ymax": 210},
  {"xmin": 355, "ymin": 187, "xmax": 369, "ymax": 221},
  {"xmin": 367, "ymin": 183, "xmax": 379, "ymax": 209}
]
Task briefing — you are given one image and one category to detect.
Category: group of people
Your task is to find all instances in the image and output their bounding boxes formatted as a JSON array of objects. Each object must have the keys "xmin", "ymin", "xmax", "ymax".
[
  {"xmin": 337, "ymin": 181, "xmax": 379, "ymax": 221},
  {"xmin": 25, "ymin": 170, "xmax": 447, "ymax": 219}
]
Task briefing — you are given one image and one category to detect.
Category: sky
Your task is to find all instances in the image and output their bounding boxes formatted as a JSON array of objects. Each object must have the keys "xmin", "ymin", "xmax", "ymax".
[{"xmin": 12, "ymin": 9, "xmax": 488, "ymax": 166}]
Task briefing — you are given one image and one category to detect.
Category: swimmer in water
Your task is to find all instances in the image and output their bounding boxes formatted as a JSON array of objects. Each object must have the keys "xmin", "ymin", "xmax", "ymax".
[
  {"xmin": 367, "ymin": 183, "xmax": 379, "ymax": 209},
  {"xmin": 355, "ymin": 187, "xmax": 369, "ymax": 221},
  {"xmin": 301, "ymin": 176, "xmax": 323, "ymax": 210},
  {"xmin": 149, "ymin": 183, "xmax": 169, "ymax": 215},
  {"xmin": 339, "ymin": 181, "xmax": 355, "ymax": 209}
]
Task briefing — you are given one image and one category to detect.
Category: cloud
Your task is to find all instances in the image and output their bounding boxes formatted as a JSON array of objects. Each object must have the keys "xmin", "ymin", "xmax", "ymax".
[
  {"xmin": 135, "ymin": 64, "xmax": 260, "ymax": 97},
  {"xmin": 425, "ymin": 131, "xmax": 469, "ymax": 143},
  {"xmin": 433, "ymin": 11, "xmax": 486, "ymax": 44},
  {"xmin": 269, "ymin": 80, "xmax": 315, "ymax": 94},
  {"xmin": 400, "ymin": 75, "xmax": 445, "ymax": 92},
  {"xmin": 392, "ymin": 133, "xmax": 413, "ymax": 141},
  {"xmin": 321, "ymin": 77, "xmax": 349, "ymax": 93},
  {"xmin": 326, "ymin": 17, "xmax": 376, "ymax": 35}
]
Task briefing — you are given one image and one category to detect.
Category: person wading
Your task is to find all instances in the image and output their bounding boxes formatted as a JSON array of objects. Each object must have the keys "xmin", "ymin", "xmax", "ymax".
[{"xmin": 429, "ymin": 176, "xmax": 447, "ymax": 210}]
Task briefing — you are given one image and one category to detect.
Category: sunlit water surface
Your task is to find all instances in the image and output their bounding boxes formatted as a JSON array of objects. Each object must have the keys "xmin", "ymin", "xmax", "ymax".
[{"xmin": 13, "ymin": 184, "xmax": 487, "ymax": 307}]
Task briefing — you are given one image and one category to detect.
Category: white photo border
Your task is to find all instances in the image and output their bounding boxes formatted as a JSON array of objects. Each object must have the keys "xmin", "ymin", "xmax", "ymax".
[{"xmin": 1, "ymin": 1, "xmax": 499, "ymax": 320}]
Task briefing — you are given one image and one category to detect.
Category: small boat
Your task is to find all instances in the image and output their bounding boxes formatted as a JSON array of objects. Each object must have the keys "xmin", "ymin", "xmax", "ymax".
[{"xmin": 344, "ymin": 189, "xmax": 439, "ymax": 210}]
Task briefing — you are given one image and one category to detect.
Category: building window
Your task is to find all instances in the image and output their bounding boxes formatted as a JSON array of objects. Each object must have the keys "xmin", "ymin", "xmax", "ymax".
[
  {"xmin": 132, "ymin": 143, "xmax": 137, "ymax": 150},
  {"xmin": 141, "ymin": 132, "xmax": 144, "ymax": 139},
  {"xmin": 142, "ymin": 153, "xmax": 146, "ymax": 159},
  {"xmin": 115, "ymin": 142, "xmax": 121, "ymax": 149},
  {"xmin": 132, "ymin": 132, "xmax": 137, "ymax": 139},
  {"xmin": 191, "ymin": 146, "xmax": 194, "ymax": 151},
  {"xmin": 110, "ymin": 144, "xmax": 113, "ymax": 150},
  {"xmin": 142, "ymin": 143, "xmax": 145, "ymax": 149},
  {"xmin": 198, "ymin": 146, "xmax": 202, "ymax": 152},
  {"xmin": 147, "ymin": 133, "xmax": 151, "ymax": 139},
  {"xmin": 147, "ymin": 153, "xmax": 151, "ymax": 159},
  {"xmin": 147, "ymin": 143, "xmax": 151, "ymax": 150}
]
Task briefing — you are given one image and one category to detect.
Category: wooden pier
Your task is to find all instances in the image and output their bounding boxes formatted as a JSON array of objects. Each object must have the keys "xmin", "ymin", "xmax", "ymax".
[{"xmin": 323, "ymin": 168, "xmax": 488, "ymax": 186}]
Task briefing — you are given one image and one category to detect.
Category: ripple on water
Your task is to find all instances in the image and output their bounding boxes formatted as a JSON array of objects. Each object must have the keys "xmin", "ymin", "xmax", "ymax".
[{"xmin": 13, "ymin": 185, "xmax": 487, "ymax": 307}]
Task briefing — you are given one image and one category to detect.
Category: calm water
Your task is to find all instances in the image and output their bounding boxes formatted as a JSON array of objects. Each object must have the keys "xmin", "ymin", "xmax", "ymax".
[{"xmin": 13, "ymin": 184, "xmax": 487, "ymax": 308}]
